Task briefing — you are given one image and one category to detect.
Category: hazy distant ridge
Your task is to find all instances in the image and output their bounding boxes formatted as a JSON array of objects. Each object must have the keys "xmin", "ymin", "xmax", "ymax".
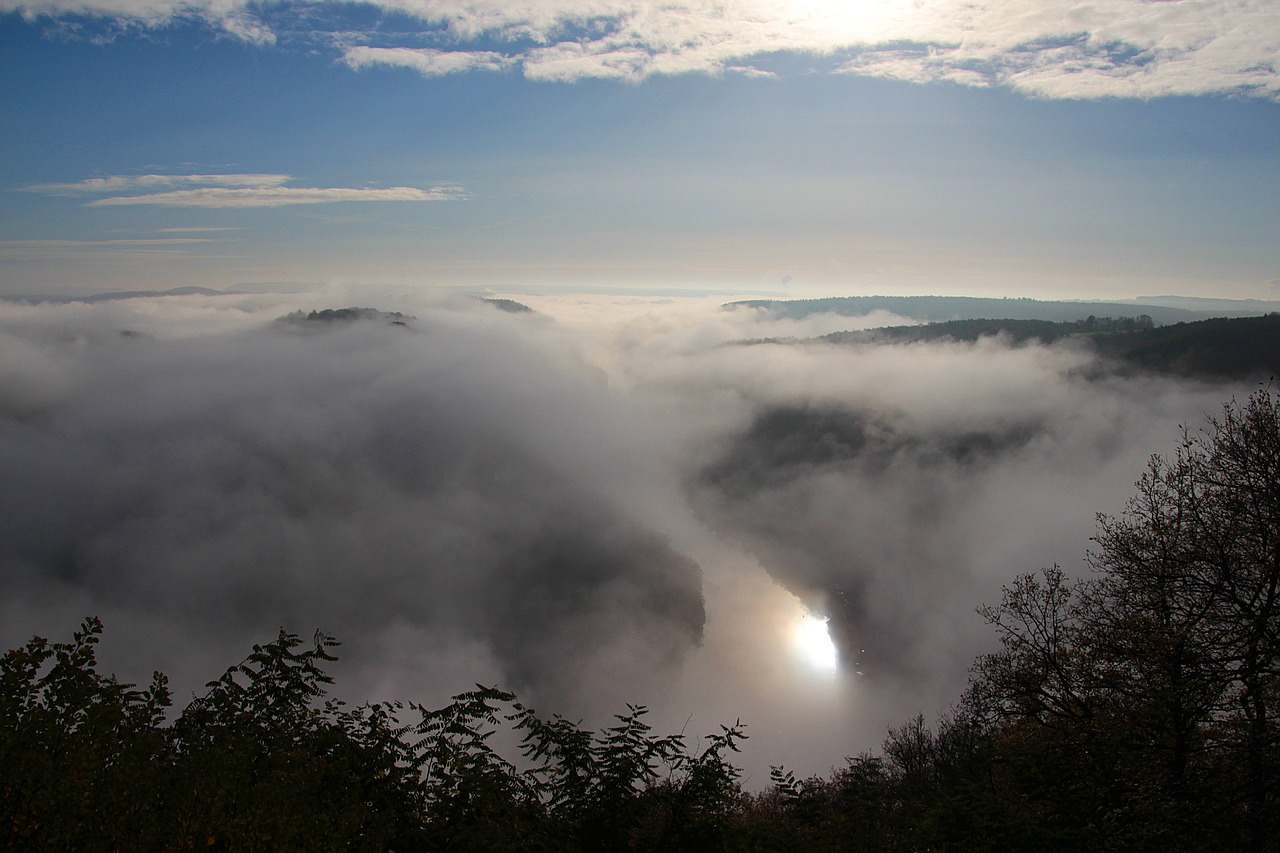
[
  {"xmin": 3, "ymin": 286, "xmax": 224, "ymax": 304},
  {"xmin": 726, "ymin": 295, "xmax": 1274, "ymax": 325},
  {"xmin": 818, "ymin": 314, "xmax": 1280, "ymax": 381}
]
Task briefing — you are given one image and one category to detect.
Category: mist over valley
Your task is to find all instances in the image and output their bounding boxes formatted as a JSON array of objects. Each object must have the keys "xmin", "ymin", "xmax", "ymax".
[{"xmin": 1, "ymin": 287, "xmax": 1268, "ymax": 782}]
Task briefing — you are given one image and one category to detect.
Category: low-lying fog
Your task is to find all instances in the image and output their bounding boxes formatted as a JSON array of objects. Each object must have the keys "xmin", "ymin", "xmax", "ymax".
[{"xmin": 0, "ymin": 287, "xmax": 1250, "ymax": 783}]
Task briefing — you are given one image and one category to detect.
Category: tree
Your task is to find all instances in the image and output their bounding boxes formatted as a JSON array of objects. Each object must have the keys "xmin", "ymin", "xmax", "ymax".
[
  {"xmin": 163, "ymin": 629, "xmax": 435, "ymax": 850},
  {"xmin": 0, "ymin": 617, "xmax": 171, "ymax": 850},
  {"xmin": 1, "ymin": 618, "xmax": 758, "ymax": 852},
  {"xmin": 1086, "ymin": 385, "xmax": 1280, "ymax": 851},
  {"xmin": 969, "ymin": 385, "xmax": 1280, "ymax": 852},
  {"xmin": 411, "ymin": 685, "xmax": 544, "ymax": 851}
]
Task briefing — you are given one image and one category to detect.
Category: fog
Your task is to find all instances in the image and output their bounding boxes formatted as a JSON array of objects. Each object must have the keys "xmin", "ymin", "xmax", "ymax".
[{"xmin": 0, "ymin": 288, "xmax": 1250, "ymax": 783}]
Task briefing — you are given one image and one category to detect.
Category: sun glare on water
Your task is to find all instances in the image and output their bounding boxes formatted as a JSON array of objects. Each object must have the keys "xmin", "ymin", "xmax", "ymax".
[{"xmin": 794, "ymin": 614, "xmax": 839, "ymax": 673}]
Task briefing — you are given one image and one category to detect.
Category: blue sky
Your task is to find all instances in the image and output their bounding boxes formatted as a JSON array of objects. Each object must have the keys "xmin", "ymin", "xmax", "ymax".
[{"xmin": 1, "ymin": 0, "xmax": 1277, "ymax": 299}]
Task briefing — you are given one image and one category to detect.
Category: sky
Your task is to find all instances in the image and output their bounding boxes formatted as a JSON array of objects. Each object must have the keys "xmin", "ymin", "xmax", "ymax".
[{"xmin": 1, "ymin": 0, "xmax": 1277, "ymax": 299}]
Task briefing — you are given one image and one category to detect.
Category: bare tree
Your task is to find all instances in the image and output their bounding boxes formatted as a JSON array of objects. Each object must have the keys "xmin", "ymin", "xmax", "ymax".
[{"xmin": 973, "ymin": 386, "xmax": 1280, "ymax": 851}]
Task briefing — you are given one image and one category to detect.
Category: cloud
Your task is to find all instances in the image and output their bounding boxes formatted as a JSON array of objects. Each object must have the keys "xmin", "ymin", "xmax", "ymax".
[
  {"xmin": 22, "ymin": 173, "xmax": 470, "ymax": 208},
  {"xmin": 4, "ymin": 0, "xmax": 1276, "ymax": 98},
  {"xmin": 0, "ymin": 238, "xmax": 219, "ymax": 247},
  {"xmin": 0, "ymin": 237, "xmax": 222, "ymax": 261},
  {"xmin": 342, "ymin": 46, "xmax": 513, "ymax": 76},
  {"xmin": 22, "ymin": 174, "xmax": 292, "ymax": 195},
  {"xmin": 501, "ymin": 293, "xmax": 1254, "ymax": 707},
  {"xmin": 0, "ymin": 294, "xmax": 704, "ymax": 716},
  {"xmin": 85, "ymin": 185, "xmax": 470, "ymax": 207},
  {"xmin": 835, "ymin": 23, "xmax": 1280, "ymax": 100},
  {"xmin": 522, "ymin": 41, "xmax": 659, "ymax": 82},
  {"xmin": 157, "ymin": 226, "xmax": 242, "ymax": 233}
]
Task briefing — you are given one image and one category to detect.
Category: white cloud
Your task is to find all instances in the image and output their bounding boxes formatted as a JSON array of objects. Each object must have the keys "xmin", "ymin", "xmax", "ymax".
[
  {"xmin": 22, "ymin": 173, "xmax": 470, "ymax": 208},
  {"xmin": 726, "ymin": 64, "xmax": 777, "ymax": 79},
  {"xmin": 342, "ymin": 46, "xmax": 513, "ymax": 76},
  {"xmin": 522, "ymin": 41, "xmax": 657, "ymax": 82},
  {"xmin": 834, "ymin": 4, "xmax": 1280, "ymax": 100},
  {"xmin": 84, "ymin": 185, "xmax": 470, "ymax": 208},
  {"xmin": 4, "ymin": 0, "xmax": 1277, "ymax": 98},
  {"xmin": 22, "ymin": 174, "xmax": 292, "ymax": 195}
]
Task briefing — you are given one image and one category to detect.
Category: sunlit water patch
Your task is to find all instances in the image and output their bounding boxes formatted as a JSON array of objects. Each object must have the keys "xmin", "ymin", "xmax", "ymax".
[{"xmin": 794, "ymin": 613, "xmax": 839, "ymax": 673}]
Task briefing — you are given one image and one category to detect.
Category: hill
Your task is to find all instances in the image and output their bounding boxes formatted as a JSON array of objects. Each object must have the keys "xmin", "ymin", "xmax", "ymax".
[
  {"xmin": 2, "ymin": 286, "xmax": 225, "ymax": 304},
  {"xmin": 726, "ymin": 294, "xmax": 1268, "ymax": 325},
  {"xmin": 817, "ymin": 314, "xmax": 1280, "ymax": 381}
]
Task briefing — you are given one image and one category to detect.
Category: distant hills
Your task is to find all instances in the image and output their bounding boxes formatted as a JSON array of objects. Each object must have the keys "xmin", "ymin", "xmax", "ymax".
[
  {"xmin": 724, "ymin": 295, "xmax": 1280, "ymax": 381},
  {"xmin": 822, "ymin": 315, "xmax": 1154, "ymax": 346},
  {"xmin": 3, "ymin": 286, "xmax": 225, "ymax": 304},
  {"xmin": 1128, "ymin": 295, "xmax": 1280, "ymax": 315},
  {"xmin": 815, "ymin": 314, "xmax": 1280, "ymax": 382},
  {"xmin": 727, "ymin": 294, "xmax": 1280, "ymax": 325},
  {"xmin": 2, "ymin": 288, "xmax": 535, "ymax": 315}
]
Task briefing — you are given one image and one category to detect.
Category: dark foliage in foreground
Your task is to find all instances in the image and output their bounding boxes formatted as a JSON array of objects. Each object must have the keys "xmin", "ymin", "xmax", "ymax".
[
  {"xmin": 0, "ymin": 621, "xmax": 748, "ymax": 852},
  {"xmin": 4, "ymin": 388, "xmax": 1278, "ymax": 851}
]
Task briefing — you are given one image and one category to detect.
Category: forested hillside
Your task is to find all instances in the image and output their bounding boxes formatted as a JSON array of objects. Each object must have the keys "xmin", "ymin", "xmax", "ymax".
[
  {"xmin": 726, "ymin": 295, "xmax": 1268, "ymax": 325},
  {"xmin": 818, "ymin": 314, "xmax": 1280, "ymax": 381}
]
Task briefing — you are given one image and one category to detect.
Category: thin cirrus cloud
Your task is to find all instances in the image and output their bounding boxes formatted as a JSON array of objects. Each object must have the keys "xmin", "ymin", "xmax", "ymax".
[
  {"xmin": 86, "ymin": 186, "xmax": 470, "ymax": 208},
  {"xmin": 21, "ymin": 174, "xmax": 471, "ymax": 208},
  {"xmin": 22, "ymin": 174, "xmax": 293, "ymax": 195},
  {"xmin": 2, "ymin": 0, "xmax": 1277, "ymax": 98},
  {"xmin": 0, "ymin": 238, "xmax": 222, "ymax": 261},
  {"xmin": 157, "ymin": 227, "xmax": 243, "ymax": 233}
]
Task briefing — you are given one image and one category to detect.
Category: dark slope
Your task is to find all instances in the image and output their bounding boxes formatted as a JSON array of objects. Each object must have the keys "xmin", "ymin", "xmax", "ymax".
[
  {"xmin": 726, "ymin": 295, "xmax": 1260, "ymax": 325},
  {"xmin": 814, "ymin": 314, "xmax": 1280, "ymax": 381}
]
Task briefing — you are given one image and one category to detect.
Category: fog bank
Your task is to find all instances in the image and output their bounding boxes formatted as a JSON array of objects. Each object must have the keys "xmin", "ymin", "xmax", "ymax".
[{"xmin": 0, "ymin": 289, "xmax": 1250, "ymax": 781}]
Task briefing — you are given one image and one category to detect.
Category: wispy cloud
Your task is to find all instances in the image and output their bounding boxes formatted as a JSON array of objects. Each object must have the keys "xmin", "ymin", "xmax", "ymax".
[
  {"xmin": 342, "ymin": 47, "xmax": 512, "ymax": 76},
  {"xmin": 86, "ymin": 186, "xmax": 470, "ymax": 208},
  {"xmin": 0, "ymin": 237, "xmax": 221, "ymax": 261},
  {"xmin": 21, "ymin": 173, "xmax": 470, "ymax": 208},
  {"xmin": 4, "ymin": 0, "xmax": 1276, "ymax": 98},
  {"xmin": 157, "ymin": 226, "xmax": 243, "ymax": 233},
  {"xmin": 22, "ymin": 174, "xmax": 291, "ymax": 195}
]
